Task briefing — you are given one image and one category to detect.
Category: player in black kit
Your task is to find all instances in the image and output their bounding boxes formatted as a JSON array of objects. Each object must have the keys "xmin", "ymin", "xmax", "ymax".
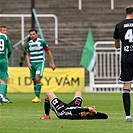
[
  {"xmin": 40, "ymin": 91, "xmax": 108, "ymax": 120},
  {"xmin": 113, "ymin": 5, "xmax": 133, "ymax": 122}
]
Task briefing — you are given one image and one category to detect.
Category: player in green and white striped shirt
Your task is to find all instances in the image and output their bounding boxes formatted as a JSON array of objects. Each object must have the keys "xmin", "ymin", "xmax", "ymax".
[
  {"xmin": 26, "ymin": 29, "xmax": 55, "ymax": 103},
  {"xmin": 0, "ymin": 26, "xmax": 12, "ymax": 103}
]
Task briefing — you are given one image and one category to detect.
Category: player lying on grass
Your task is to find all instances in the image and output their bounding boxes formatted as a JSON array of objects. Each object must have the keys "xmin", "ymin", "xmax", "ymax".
[{"xmin": 40, "ymin": 91, "xmax": 108, "ymax": 120}]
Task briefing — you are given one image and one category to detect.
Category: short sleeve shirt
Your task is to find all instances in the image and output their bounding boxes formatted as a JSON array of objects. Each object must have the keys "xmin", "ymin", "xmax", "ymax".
[
  {"xmin": 26, "ymin": 38, "xmax": 49, "ymax": 62},
  {"xmin": 0, "ymin": 33, "xmax": 12, "ymax": 62},
  {"xmin": 113, "ymin": 19, "xmax": 133, "ymax": 62}
]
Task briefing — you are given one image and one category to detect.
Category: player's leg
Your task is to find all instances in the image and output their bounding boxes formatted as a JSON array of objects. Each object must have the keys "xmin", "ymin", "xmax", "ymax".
[
  {"xmin": 120, "ymin": 62, "xmax": 132, "ymax": 122},
  {"xmin": 73, "ymin": 91, "xmax": 82, "ymax": 99},
  {"xmin": 0, "ymin": 80, "xmax": 7, "ymax": 98},
  {"xmin": 0, "ymin": 62, "xmax": 7, "ymax": 98},
  {"xmin": 0, "ymin": 62, "xmax": 11, "ymax": 103},
  {"xmin": 31, "ymin": 78, "xmax": 42, "ymax": 103},
  {"xmin": 31, "ymin": 79, "xmax": 42, "ymax": 102},
  {"xmin": 31, "ymin": 62, "xmax": 43, "ymax": 103},
  {"xmin": 30, "ymin": 63, "xmax": 37, "ymax": 102},
  {"xmin": 41, "ymin": 91, "xmax": 56, "ymax": 120},
  {"xmin": 34, "ymin": 76, "xmax": 42, "ymax": 98},
  {"xmin": 122, "ymin": 83, "xmax": 132, "ymax": 122},
  {"xmin": 32, "ymin": 76, "xmax": 42, "ymax": 103},
  {"xmin": 45, "ymin": 91, "xmax": 56, "ymax": 116},
  {"xmin": 68, "ymin": 91, "xmax": 82, "ymax": 107},
  {"xmin": 33, "ymin": 62, "xmax": 44, "ymax": 101},
  {"xmin": 46, "ymin": 91, "xmax": 57, "ymax": 101},
  {"xmin": 0, "ymin": 93, "xmax": 3, "ymax": 105}
]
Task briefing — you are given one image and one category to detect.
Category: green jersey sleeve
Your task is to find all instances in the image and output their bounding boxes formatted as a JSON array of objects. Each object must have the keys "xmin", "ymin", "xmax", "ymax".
[
  {"xmin": 6, "ymin": 37, "xmax": 12, "ymax": 58},
  {"xmin": 41, "ymin": 40, "xmax": 49, "ymax": 48},
  {"xmin": 26, "ymin": 42, "xmax": 30, "ymax": 52},
  {"xmin": 0, "ymin": 33, "xmax": 12, "ymax": 60}
]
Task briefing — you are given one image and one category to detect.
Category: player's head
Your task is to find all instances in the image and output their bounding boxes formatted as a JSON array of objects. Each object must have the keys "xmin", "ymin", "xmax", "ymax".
[
  {"xmin": 125, "ymin": 5, "xmax": 133, "ymax": 15},
  {"xmin": 29, "ymin": 29, "xmax": 38, "ymax": 42},
  {"xmin": 29, "ymin": 28, "xmax": 38, "ymax": 34},
  {"xmin": 0, "ymin": 25, "xmax": 7, "ymax": 34}
]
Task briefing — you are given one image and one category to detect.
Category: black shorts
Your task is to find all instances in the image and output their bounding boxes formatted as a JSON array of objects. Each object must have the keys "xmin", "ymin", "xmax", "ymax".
[
  {"xmin": 50, "ymin": 96, "xmax": 82, "ymax": 117},
  {"xmin": 119, "ymin": 62, "xmax": 133, "ymax": 82}
]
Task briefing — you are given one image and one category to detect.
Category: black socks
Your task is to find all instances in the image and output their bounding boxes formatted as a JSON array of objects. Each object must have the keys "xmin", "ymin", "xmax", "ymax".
[
  {"xmin": 122, "ymin": 89, "xmax": 130, "ymax": 116},
  {"xmin": 45, "ymin": 99, "xmax": 50, "ymax": 115}
]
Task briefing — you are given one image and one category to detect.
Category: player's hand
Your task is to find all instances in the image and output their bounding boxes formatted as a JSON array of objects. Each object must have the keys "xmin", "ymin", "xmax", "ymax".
[
  {"xmin": 27, "ymin": 63, "xmax": 32, "ymax": 70},
  {"xmin": 50, "ymin": 62, "xmax": 56, "ymax": 71},
  {"xmin": 88, "ymin": 106, "xmax": 97, "ymax": 114}
]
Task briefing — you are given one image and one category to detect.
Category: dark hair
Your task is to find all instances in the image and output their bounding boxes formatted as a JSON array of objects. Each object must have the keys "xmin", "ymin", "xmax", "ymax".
[
  {"xmin": 29, "ymin": 29, "xmax": 38, "ymax": 33},
  {"xmin": 125, "ymin": 5, "xmax": 133, "ymax": 14},
  {"xmin": 0, "ymin": 25, "xmax": 7, "ymax": 28}
]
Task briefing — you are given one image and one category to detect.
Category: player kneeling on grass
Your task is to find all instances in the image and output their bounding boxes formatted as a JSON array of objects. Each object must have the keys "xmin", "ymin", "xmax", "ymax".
[{"xmin": 40, "ymin": 91, "xmax": 108, "ymax": 120}]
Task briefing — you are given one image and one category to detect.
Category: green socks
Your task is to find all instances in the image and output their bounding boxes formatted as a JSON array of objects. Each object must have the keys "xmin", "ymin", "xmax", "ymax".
[
  {"xmin": 0, "ymin": 82, "xmax": 7, "ymax": 98},
  {"xmin": 34, "ymin": 83, "xmax": 42, "ymax": 98}
]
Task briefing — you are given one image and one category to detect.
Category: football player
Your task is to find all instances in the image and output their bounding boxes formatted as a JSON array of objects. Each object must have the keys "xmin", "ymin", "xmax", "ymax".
[{"xmin": 40, "ymin": 91, "xmax": 108, "ymax": 120}]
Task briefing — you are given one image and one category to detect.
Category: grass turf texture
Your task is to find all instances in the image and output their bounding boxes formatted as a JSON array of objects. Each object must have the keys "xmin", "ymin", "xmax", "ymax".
[{"xmin": 0, "ymin": 93, "xmax": 133, "ymax": 133}]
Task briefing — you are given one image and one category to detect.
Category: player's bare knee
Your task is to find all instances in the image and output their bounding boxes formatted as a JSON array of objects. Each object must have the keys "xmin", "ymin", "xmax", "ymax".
[
  {"xmin": 74, "ymin": 91, "xmax": 82, "ymax": 98},
  {"xmin": 35, "ymin": 77, "xmax": 41, "ymax": 83},
  {"xmin": 46, "ymin": 91, "xmax": 56, "ymax": 101}
]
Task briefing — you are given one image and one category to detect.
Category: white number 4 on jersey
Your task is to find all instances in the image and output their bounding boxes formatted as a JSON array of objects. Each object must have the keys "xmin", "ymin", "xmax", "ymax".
[{"xmin": 125, "ymin": 29, "xmax": 133, "ymax": 43}]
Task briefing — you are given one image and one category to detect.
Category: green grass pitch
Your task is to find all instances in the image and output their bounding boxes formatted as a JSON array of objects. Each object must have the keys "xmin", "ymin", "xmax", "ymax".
[{"xmin": 0, "ymin": 92, "xmax": 133, "ymax": 133}]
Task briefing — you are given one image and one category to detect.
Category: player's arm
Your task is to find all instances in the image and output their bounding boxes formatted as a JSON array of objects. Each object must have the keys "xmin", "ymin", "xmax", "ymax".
[
  {"xmin": 113, "ymin": 24, "xmax": 120, "ymax": 49},
  {"xmin": 26, "ymin": 52, "xmax": 32, "ymax": 70},
  {"xmin": 114, "ymin": 39, "xmax": 120, "ymax": 48},
  {"xmin": 42, "ymin": 40, "xmax": 55, "ymax": 70},
  {"xmin": 25, "ymin": 42, "xmax": 32, "ymax": 70},
  {"xmin": 6, "ymin": 38, "xmax": 12, "ymax": 58},
  {"xmin": 45, "ymin": 48, "xmax": 56, "ymax": 71},
  {"xmin": 71, "ymin": 106, "xmax": 96, "ymax": 114}
]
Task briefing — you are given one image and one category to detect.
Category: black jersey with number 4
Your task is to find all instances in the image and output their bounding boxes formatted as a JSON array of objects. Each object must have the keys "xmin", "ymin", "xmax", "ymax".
[{"xmin": 113, "ymin": 19, "xmax": 133, "ymax": 63}]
